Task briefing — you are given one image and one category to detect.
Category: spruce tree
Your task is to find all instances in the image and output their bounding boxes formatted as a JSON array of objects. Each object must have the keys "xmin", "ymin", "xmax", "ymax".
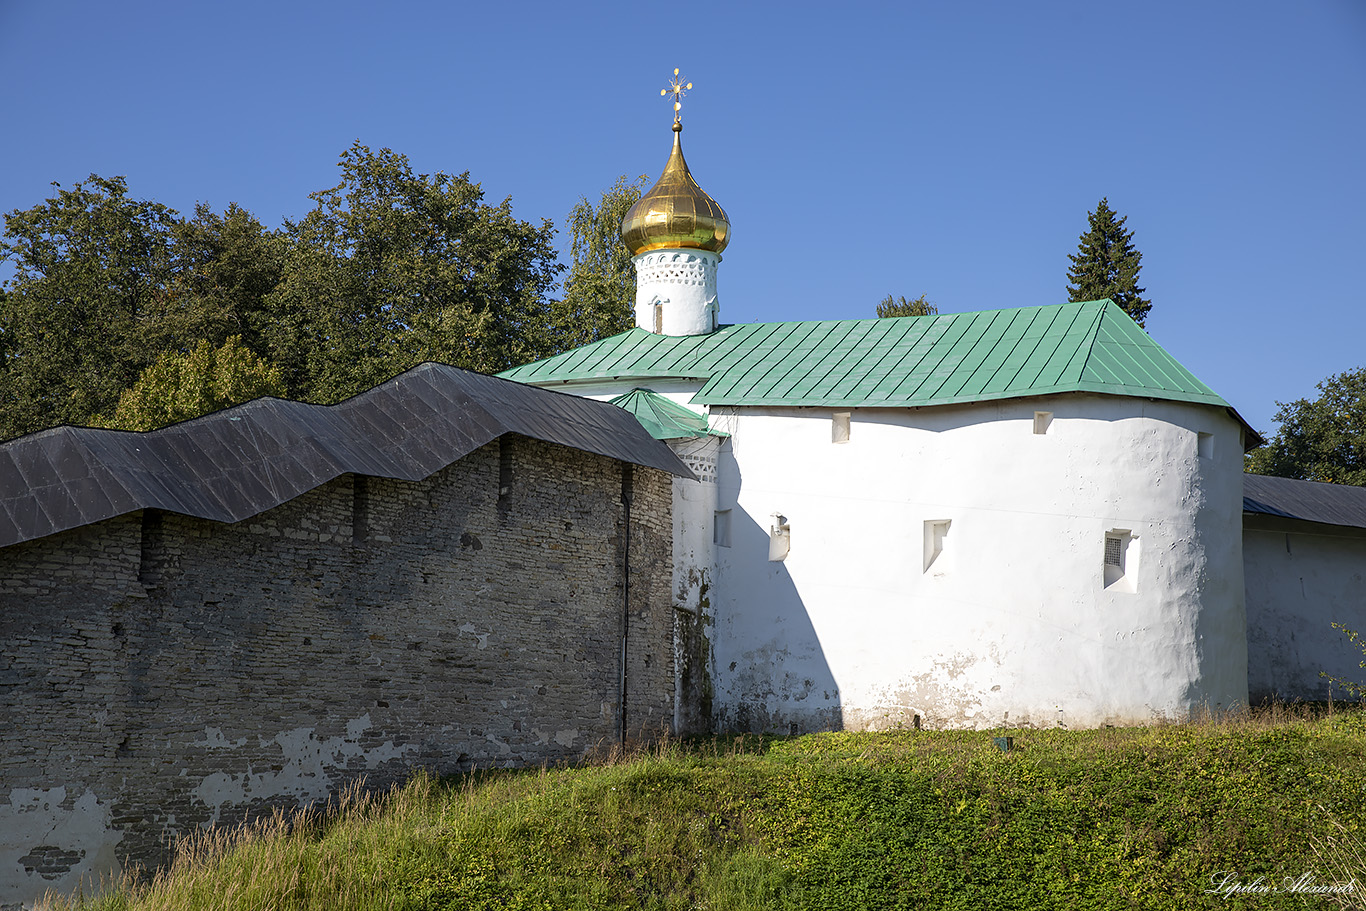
[{"xmin": 1066, "ymin": 198, "xmax": 1152, "ymax": 326}]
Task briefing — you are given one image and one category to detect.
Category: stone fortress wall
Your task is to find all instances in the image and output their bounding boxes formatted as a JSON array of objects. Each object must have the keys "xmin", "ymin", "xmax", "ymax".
[{"xmin": 0, "ymin": 435, "xmax": 675, "ymax": 907}]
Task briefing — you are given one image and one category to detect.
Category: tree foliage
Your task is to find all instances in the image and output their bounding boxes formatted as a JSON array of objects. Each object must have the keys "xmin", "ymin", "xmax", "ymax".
[
  {"xmin": 1066, "ymin": 198, "xmax": 1151, "ymax": 326},
  {"xmin": 265, "ymin": 142, "xmax": 564, "ymax": 402},
  {"xmin": 550, "ymin": 175, "xmax": 648, "ymax": 350},
  {"xmin": 101, "ymin": 336, "xmax": 285, "ymax": 431},
  {"xmin": 0, "ymin": 178, "xmax": 286, "ymax": 440},
  {"xmin": 0, "ymin": 176, "xmax": 181, "ymax": 437},
  {"xmin": 0, "ymin": 143, "xmax": 577, "ymax": 439},
  {"xmin": 1245, "ymin": 367, "xmax": 1366, "ymax": 486},
  {"xmin": 876, "ymin": 294, "xmax": 938, "ymax": 318}
]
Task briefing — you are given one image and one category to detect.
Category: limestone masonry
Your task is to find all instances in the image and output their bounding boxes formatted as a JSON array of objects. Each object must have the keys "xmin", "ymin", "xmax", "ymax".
[{"xmin": 0, "ymin": 436, "xmax": 676, "ymax": 906}]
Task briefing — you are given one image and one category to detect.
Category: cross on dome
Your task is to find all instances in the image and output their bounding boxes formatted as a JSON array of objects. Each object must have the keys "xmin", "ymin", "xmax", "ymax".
[
  {"xmin": 621, "ymin": 70, "xmax": 730, "ymax": 259},
  {"xmin": 661, "ymin": 68, "xmax": 692, "ymax": 127}
]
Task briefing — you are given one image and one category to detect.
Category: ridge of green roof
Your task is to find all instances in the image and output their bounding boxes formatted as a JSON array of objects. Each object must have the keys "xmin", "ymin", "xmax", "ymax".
[
  {"xmin": 501, "ymin": 300, "xmax": 1243, "ymax": 423},
  {"xmin": 608, "ymin": 388, "xmax": 726, "ymax": 441}
]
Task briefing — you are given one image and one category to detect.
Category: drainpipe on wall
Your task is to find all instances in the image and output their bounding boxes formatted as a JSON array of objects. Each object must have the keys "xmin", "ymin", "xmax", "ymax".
[{"xmin": 619, "ymin": 465, "xmax": 634, "ymax": 746}]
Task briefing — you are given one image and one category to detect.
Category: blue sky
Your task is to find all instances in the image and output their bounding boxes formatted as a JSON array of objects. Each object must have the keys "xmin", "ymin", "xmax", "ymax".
[{"xmin": 2, "ymin": 0, "xmax": 1363, "ymax": 435}]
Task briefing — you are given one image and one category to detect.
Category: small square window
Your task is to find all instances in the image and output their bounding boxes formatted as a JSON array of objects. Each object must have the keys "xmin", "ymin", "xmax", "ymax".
[
  {"xmin": 1033, "ymin": 411, "xmax": 1053, "ymax": 435},
  {"xmin": 769, "ymin": 513, "xmax": 790, "ymax": 562},
  {"xmin": 832, "ymin": 412, "xmax": 851, "ymax": 444},
  {"xmin": 1197, "ymin": 432, "xmax": 1214, "ymax": 460},
  {"xmin": 1104, "ymin": 529, "xmax": 1138, "ymax": 592}
]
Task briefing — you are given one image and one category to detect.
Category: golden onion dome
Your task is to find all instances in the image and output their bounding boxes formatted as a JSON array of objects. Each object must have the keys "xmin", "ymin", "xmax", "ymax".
[{"xmin": 621, "ymin": 122, "xmax": 730, "ymax": 257}]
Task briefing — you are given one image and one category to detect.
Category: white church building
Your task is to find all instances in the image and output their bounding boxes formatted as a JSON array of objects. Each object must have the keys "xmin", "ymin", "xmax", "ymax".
[{"xmin": 502, "ymin": 107, "xmax": 1282, "ymax": 731}]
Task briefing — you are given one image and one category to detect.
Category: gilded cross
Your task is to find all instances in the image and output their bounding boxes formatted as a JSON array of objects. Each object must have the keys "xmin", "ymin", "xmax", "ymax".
[{"xmin": 661, "ymin": 68, "xmax": 692, "ymax": 124}]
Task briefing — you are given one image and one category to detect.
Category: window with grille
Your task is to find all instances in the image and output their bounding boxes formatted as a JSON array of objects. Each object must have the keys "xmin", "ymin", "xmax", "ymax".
[{"xmin": 1103, "ymin": 529, "xmax": 1137, "ymax": 592}]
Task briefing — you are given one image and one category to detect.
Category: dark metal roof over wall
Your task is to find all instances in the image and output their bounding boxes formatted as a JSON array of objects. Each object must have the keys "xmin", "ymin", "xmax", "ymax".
[
  {"xmin": 0, "ymin": 363, "xmax": 691, "ymax": 549},
  {"xmin": 1243, "ymin": 473, "xmax": 1366, "ymax": 531}
]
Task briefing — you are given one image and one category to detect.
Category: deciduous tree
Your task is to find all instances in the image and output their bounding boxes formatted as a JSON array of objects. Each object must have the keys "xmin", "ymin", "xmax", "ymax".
[
  {"xmin": 101, "ymin": 335, "xmax": 285, "ymax": 431},
  {"xmin": 1245, "ymin": 367, "xmax": 1366, "ymax": 486},
  {"xmin": 0, "ymin": 176, "xmax": 181, "ymax": 438},
  {"xmin": 0, "ymin": 178, "xmax": 287, "ymax": 439},
  {"xmin": 549, "ymin": 175, "xmax": 648, "ymax": 350},
  {"xmin": 0, "ymin": 144, "xmax": 578, "ymax": 437},
  {"xmin": 266, "ymin": 142, "xmax": 564, "ymax": 402},
  {"xmin": 1066, "ymin": 198, "xmax": 1151, "ymax": 326}
]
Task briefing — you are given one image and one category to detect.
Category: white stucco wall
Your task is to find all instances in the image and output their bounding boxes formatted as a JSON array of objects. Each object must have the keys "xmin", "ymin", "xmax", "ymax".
[
  {"xmin": 1244, "ymin": 519, "xmax": 1366, "ymax": 701},
  {"xmin": 529, "ymin": 378, "xmax": 1250, "ymax": 731},
  {"xmin": 667, "ymin": 435, "xmax": 720, "ymax": 733},
  {"xmin": 632, "ymin": 249, "xmax": 720, "ymax": 336},
  {"xmin": 706, "ymin": 394, "xmax": 1248, "ymax": 731}
]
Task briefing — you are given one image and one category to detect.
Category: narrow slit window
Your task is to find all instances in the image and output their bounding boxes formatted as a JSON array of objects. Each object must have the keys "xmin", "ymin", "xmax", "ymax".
[
  {"xmin": 653, "ymin": 302, "xmax": 664, "ymax": 334},
  {"xmin": 924, "ymin": 519, "xmax": 951, "ymax": 573},
  {"xmin": 713, "ymin": 509, "xmax": 732, "ymax": 547},
  {"xmin": 1104, "ymin": 536, "xmax": 1122, "ymax": 566},
  {"xmin": 1034, "ymin": 411, "xmax": 1053, "ymax": 435},
  {"xmin": 833, "ymin": 412, "xmax": 851, "ymax": 444},
  {"xmin": 1197, "ymin": 432, "xmax": 1214, "ymax": 459}
]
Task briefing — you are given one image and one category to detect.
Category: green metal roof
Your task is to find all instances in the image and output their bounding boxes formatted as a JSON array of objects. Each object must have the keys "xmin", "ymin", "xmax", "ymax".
[
  {"xmin": 608, "ymin": 388, "xmax": 726, "ymax": 441},
  {"xmin": 503, "ymin": 300, "xmax": 1256, "ymax": 438}
]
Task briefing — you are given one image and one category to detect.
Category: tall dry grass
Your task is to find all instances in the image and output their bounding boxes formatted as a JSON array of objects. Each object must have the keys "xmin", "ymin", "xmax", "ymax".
[{"xmin": 31, "ymin": 704, "xmax": 1366, "ymax": 911}]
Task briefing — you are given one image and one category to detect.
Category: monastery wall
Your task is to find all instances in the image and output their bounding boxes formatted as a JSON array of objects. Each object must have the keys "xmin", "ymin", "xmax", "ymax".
[
  {"xmin": 705, "ymin": 393, "xmax": 1249, "ymax": 732},
  {"xmin": 1244, "ymin": 518, "xmax": 1366, "ymax": 702},
  {"xmin": 0, "ymin": 437, "xmax": 674, "ymax": 908}
]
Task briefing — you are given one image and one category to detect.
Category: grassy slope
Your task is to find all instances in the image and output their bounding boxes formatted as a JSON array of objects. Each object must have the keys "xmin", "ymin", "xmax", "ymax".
[{"xmin": 49, "ymin": 711, "xmax": 1366, "ymax": 911}]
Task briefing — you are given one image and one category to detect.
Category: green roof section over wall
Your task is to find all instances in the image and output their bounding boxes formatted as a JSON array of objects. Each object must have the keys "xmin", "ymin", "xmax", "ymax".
[
  {"xmin": 608, "ymin": 389, "xmax": 726, "ymax": 441},
  {"xmin": 502, "ymin": 300, "xmax": 1256, "ymax": 438}
]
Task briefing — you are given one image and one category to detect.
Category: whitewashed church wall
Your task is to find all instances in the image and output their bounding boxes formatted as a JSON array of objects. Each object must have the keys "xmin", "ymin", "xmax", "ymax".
[
  {"xmin": 707, "ymin": 394, "xmax": 1248, "ymax": 732},
  {"xmin": 667, "ymin": 436, "xmax": 721, "ymax": 733},
  {"xmin": 1244, "ymin": 519, "xmax": 1366, "ymax": 702}
]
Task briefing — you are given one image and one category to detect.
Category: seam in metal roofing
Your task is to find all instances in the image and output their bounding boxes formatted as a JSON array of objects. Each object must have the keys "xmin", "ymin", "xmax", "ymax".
[
  {"xmin": 501, "ymin": 300, "xmax": 1259, "ymax": 442},
  {"xmin": 1243, "ymin": 474, "xmax": 1366, "ymax": 531},
  {"xmin": 0, "ymin": 363, "xmax": 691, "ymax": 549}
]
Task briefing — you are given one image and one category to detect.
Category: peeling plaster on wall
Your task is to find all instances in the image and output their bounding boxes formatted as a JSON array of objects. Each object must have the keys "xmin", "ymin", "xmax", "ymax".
[
  {"xmin": 189, "ymin": 716, "xmax": 421, "ymax": 824},
  {"xmin": 715, "ymin": 639, "xmax": 842, "ymax": 733},
  {"xmin": 871, "ymin": 651, "xmax": 990, "ymax": 730},
  {"xmin": 457, "ymin": 622, "xmax": 490, "ymax": 650},
  {"xmin": 0, "ymin": 788, "xmax": 121, "ymax": 908},
  {"xmin": 667, "ymin": 434, "xmax": 722, "ymax": 734},
  {"xmin": 195, "ymin": 728, "xmax": 248, "ymax": 750},
  {"xmin": 1, "ymin": 439, "xmax": 678, "ymax": 908}
]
